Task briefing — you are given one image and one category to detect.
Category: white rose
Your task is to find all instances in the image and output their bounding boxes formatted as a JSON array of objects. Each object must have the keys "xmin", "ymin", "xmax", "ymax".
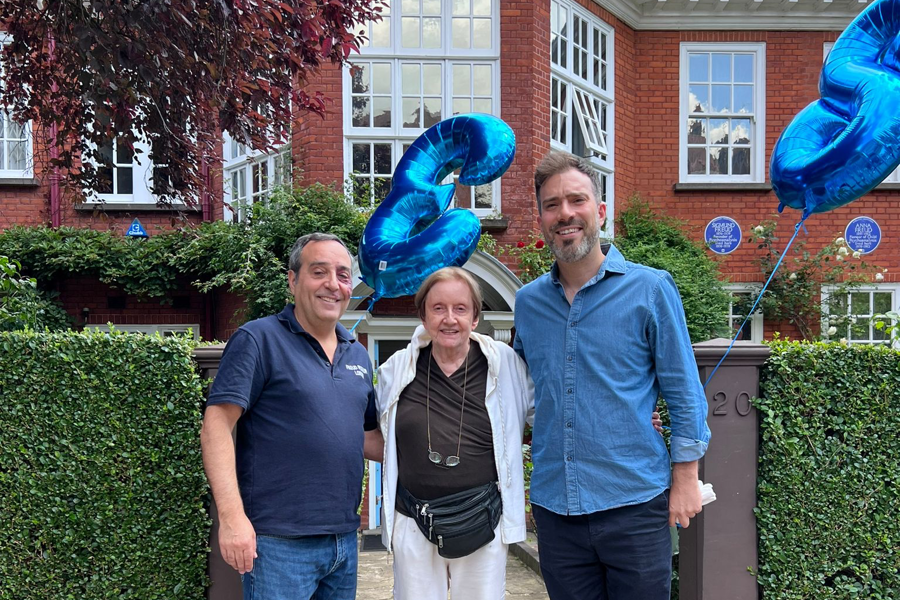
[
  {"xmin": 836, "ymin": 237, "xmax": 845, "ymax": 245},
  {"xmin": 789, "ymin": 272, "xmax": 798, "ymax": 281},
  {"xmin": 840, "ymin": 338, "xmax": 848, "ymax": 344},
  {"xmin": 836, "ymin": 254, "xmax": 845, "ymax": 261},
  {"xmin": 827, "ymin": 326, "xmax": 837, "ymax": 336},
  {"xmin": 852, "ymin": 251, "xmax": 861, "ymax": 259},
  {"xmin": 753, "ymin": 225, "xmax": 765, "ymax": 235},
  {"xmin": 838, "ymin": 247, "xmax": 849, "ymax": 256},
  {"xmin": 876, "ymin": 273, "xmax": 885, "ymax": 282}
]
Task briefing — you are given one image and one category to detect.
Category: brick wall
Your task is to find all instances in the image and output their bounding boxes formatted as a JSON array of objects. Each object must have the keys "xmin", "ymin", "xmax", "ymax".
[{"xmin": 627, "ymin": 29, "xmax": 899, "ymax": 292}]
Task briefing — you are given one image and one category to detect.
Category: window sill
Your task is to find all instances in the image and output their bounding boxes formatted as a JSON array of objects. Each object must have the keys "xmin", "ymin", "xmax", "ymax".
[
  {"xmin": 0, "ymin": 177, "xmax": 40, "ymax": 187},
  {"xmin": 480, "ymin": 217, "xmax": 509, "ymax": 233},
  {"xmin": 75, "ymin": 202, "xmax": 201, "ymax": 212},
  {"xmin": 674, "ymin": 182, "xmax": 772, "ymax": 192},
  {"xmin": 876, "ymin": 183, "xmax": 900, "ymax": 191}
]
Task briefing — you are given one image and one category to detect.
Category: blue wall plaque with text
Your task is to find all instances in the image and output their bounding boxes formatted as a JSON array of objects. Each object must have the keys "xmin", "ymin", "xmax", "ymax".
[
  {"xmin": 845, "ymin": 216, "xmax": 881, "ymax": 254},
  {"xmin": 704, "ymin": 217, "xmax": 741, "ymax": 255}
]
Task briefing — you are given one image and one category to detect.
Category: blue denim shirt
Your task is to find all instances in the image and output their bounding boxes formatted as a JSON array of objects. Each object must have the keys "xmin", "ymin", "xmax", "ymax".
[{"xmin": 513, "ymin": 244, "xmax": 710, "ymax": 515}]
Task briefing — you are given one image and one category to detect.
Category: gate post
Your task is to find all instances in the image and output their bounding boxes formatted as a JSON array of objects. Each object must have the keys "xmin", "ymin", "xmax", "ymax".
[
  {"xmin": 193, "ymin": 344, "xmax": 243, "ymax": 600},
  {"xmin": 679, "ymin": 339, "xmax": 770, "ymax": 600}
]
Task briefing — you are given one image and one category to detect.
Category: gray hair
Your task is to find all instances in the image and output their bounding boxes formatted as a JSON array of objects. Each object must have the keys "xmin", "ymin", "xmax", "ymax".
[
  {"xmin": 288, "ymin": 233, "xmax": 352, "ymax": 273},
  {"xmin": 534, "ymin": 151, "xmax": 603, "ymax": 214}
]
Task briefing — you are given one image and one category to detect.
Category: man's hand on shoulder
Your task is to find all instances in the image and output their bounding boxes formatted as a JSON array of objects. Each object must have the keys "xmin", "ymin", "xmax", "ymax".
[
  {"xmin": 668, "ymin": 461, "xmax": 702, "ymax": 528},
  {"xmin": 219, "ymin": 511, "xmax": 257, "ymax": 574}
]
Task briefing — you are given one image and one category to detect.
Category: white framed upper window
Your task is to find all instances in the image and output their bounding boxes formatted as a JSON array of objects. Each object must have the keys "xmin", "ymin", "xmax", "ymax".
[
  {"xmin": 0, "ymin": 34, "xmax": 33, "ymax": 179},
  {"xmin": 222, "ymin": 132, "xmax": 292, "ymax": 222},
  {"xmin": 346, "ymin": 0, "xmax": 501, "ymax": 215},
  {"xmin": 680, "ymin": 43, "xmax": 766, "ymax": 184},
  {"xmin": 725, "ymin": 284, "xmax": 764, "ymax": 343},
  {"xmin": 549, "ymin": 0, "xmax": 614, "ymax": 232},
  {"xmin": 82, "ymin": 137, "xmax": 158, "ymax": 204},
  {"xmin": 823, "ymin": 285, "xmax": 899, "ymax": 347}
]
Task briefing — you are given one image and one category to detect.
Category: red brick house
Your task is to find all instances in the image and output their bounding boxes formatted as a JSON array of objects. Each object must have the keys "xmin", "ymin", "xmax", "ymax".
[{"xmin": 2, "ymin": 0, "xmax": 897, "ymax": 530}]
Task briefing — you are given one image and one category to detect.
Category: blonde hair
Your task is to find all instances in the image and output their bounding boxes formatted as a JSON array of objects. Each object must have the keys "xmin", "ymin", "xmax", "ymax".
[{"xmin": 414, "ymin": 267, "xmax": 483, "ymax": 322}]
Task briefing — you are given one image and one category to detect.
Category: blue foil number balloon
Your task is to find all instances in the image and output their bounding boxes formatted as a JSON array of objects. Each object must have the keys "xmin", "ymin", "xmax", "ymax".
[
  {"xmin": 771, "ymin": 0, "xmax": 900, "ymax": 217},
  {"xmin": 358, "ymin": 114, "xmax": 516, "ymax": 299}
]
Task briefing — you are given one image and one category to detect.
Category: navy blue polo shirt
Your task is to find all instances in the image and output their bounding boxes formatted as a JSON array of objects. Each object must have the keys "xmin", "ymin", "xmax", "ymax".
[{"xmin": 207, "ymin": 305, "xmax": 378, "ymax": 536}]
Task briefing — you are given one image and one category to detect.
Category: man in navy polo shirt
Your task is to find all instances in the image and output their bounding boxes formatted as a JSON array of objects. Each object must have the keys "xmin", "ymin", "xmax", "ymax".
[{"xmin": 201, "ymin": 232, "xmax": 383, "ymax": 600}]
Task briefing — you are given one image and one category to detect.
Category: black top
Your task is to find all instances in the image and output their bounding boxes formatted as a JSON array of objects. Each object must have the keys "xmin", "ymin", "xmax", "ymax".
[{"xmin": 396, "ymin": 343, "xmax": 496, "ymax": 503}]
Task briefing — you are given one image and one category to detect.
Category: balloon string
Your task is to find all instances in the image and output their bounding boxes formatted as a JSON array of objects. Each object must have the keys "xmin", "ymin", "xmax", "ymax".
[
  {"xmin": 349, "ymin": 296, "xmax": 378, "ymax": 335},
  {"xmin": 703, "ymin": 217, "xmax": 808, "ymax": 390}
]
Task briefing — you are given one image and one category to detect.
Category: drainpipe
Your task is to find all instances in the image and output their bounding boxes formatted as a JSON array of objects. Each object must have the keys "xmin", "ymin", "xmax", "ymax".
[
  {"xmin": 201, "ymin": 158, "xmax": 211, "ymax": 222},
  {"xmin": 48, "ymin": 36, "xmax": 61, "ymax": 228}
]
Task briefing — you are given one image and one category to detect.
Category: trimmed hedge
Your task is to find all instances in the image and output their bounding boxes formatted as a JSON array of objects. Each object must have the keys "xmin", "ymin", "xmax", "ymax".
[
  {"xmin": 0, "ymin": 330, "xmax": 209, "ymax": 600},
  {"xmin": 757, "ymin": 341, "xmax": 900, "ymax": 599}
]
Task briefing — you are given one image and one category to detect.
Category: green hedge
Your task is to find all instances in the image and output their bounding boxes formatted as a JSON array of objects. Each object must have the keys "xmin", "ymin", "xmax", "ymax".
[
  {"xmin": 0, "ymin": 330, "xmax": 209, "ymax": 600},
  {"xmin": 757, "ymin": 341, "xmax": 900, "ymax": 599}
]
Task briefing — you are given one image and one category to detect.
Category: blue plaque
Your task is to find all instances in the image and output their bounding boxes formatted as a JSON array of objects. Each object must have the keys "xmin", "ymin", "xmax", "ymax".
[
  {"xmin": 845, "ymin": 216, "xmax": 881, "ymax": 254},
  {"xmin": 704, "ymin": 217, "xmax": 741, "ymax": 255},
  {"xmin": 126, "ymin": 218, "xmax": 148, "ymax": 238}
]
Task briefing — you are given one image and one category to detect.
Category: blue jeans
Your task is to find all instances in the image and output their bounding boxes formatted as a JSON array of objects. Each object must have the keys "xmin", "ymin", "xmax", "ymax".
[
  {"xmin": 241, "ymin": 531, "xmax": 358, "ymax": 600},
  {"xmin": 532, "ymin": 492, "xmax": 672, "ymax": 600}
]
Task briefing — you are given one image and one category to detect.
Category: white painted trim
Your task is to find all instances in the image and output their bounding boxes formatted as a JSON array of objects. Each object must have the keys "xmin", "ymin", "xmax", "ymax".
[
  {"xmin": 821, "ymin": 284, "xmax": 900, "ymax": 348},
  {"xmin": 724, "ymin": 283, "xmax": 764, "ymax": 343},
  {"xmin": 593, "ymin": 0, "xmax": 860, "ymax": 30},
  {"xmin": 679, "ymin": 42, "xmax": 766, "ymax": 184}
]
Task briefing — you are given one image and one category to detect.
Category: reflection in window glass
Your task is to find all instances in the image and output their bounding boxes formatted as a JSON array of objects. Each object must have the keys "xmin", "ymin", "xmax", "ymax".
[{"xmin": 685, "ymin": 49, "xmax": 758, "ymax": 178}]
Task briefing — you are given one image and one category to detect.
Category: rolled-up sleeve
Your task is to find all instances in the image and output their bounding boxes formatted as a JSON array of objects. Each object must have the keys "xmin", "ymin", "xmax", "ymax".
[{"xmin": 647, "ymin": 273, "xmax": 711, "ymax": 463}]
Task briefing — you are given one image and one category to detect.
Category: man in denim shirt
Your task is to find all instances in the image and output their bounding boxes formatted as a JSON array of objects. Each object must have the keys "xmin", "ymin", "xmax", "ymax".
[{"xmin": 513, "ymin": 153, "xmax": 711, "ymax": 600}]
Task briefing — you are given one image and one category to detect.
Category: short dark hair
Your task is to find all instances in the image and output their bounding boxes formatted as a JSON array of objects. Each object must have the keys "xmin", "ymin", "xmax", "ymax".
[
  {"xmin": 534, "ymin": 151, "xmax": 603, "ymax": 214},
  {"xmin": 288, "ymin": 233, "xmax": 352, "ymax": 273}
]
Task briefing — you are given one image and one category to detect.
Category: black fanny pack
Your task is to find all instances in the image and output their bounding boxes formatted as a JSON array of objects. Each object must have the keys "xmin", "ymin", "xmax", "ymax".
[{"xmin": 396, "ymin": 481, "xmax": 502, "ymax": 559}]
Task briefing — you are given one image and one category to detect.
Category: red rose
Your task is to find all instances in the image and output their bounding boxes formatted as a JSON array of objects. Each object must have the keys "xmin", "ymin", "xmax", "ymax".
[
  {"xmin": 535, "ymin": 240, "xmax": 545, "ymax": 249},
  {"xmin": 517, "ymin": 241, "xmax": 525, "ymax": 248}
]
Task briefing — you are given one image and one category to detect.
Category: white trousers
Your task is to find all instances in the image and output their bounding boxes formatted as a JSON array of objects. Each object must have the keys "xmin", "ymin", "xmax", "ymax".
[{"xmin": 391, "ymin": 511, "xmax": 508, "ymax": 600}]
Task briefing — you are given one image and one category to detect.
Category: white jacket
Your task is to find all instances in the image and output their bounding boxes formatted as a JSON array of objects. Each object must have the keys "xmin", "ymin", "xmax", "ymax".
[{"xmin": 375, "ymin": 325, "xmax": 535, "ymax": 551}]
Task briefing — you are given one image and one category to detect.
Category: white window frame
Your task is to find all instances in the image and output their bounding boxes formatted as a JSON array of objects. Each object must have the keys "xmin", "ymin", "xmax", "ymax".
[
  {"xmin": 822, "ymin": 284, "xmax": 899, "ymax": 347},
  {"xmin": 81, "ymin": 137, "xmax": 157, "ymax": 204},
  {"xmin": 222, "ymin": 131, "xmax": 292, "ymax": 222},
  {"xmin": 0, "ymin": 34, "xmax": 34, "ymax": 179},
  {"xmin": 549, "ymin": 0, "xmax": 615, "ymax": 234},
  {"xmin": 345, "ymin": 0, "xmax": 502, "ymax": 216},
  {"xmin": 725, "ymin": 284, "xmax": 764, "ymax": 343},
  {"xmin": 679, "ymin": 42, "xmax": 766, "ymax": 184}
]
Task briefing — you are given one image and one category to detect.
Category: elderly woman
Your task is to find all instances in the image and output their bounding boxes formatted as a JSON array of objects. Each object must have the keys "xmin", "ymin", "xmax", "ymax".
[
  {"xmin": 375, "ymin": 266, "xmax": 533, "ymax": 600},
  {"xmin": 374, "ymin": 266, "xmax": 662, "ymax": 600}
]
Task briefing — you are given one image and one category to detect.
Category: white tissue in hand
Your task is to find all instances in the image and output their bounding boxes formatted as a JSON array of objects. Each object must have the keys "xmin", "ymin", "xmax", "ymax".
[{"xmin": 699, "ymin": 480, "xmax": 716, "ymax": 505}]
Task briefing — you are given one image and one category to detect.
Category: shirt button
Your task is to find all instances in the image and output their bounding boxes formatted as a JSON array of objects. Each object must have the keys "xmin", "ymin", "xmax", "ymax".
[
  {"xmin": 566, "ymin": 356, "xmax": 573, "ymax": 362},
  {"xmin": 567, "ymin": 388, "xmax": 573, "ymax": 394},
  {"xmin": 566, "ymin": 455, "xmax": 573, "ymax": 461},
  {"xmin": 570, "ymin": 321, "xmax": 577, "ymax": 327},
  {"xmin": 566, "ymin": 421, "xmax": 573, "ymax": 428}
]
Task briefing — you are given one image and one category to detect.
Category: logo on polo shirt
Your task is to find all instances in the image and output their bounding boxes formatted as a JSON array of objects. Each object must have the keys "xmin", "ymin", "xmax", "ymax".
[{"xmin": 345, "ymin": 364, "xmax": 369, "ymax": 379}]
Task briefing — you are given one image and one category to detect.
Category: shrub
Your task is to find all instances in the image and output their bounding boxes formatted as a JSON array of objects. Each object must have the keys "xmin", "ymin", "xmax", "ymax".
[
  {"xmin": 0, "ymin": 330, "xmax": 209, "ymax": 600},
  {"xmin": 756, "ymin": 340, "xmax": 900, "ymax": 599},
  {"xmin": 0, "ymin": 182, "xmax": 369, "ymax": 327},
  {"xmin": 614, "ymin": 196, "xmax": 731, "ymax": 343}
]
